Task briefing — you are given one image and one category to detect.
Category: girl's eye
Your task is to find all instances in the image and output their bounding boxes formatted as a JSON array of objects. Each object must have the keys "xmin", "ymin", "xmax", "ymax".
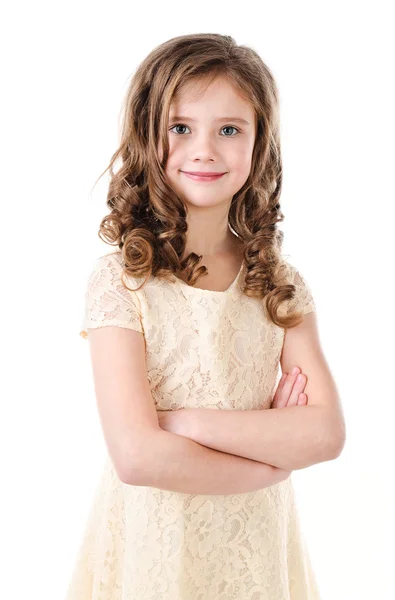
[{"xmin": 169, "ymin": 124, "xmax": 240, "ymax": 136}]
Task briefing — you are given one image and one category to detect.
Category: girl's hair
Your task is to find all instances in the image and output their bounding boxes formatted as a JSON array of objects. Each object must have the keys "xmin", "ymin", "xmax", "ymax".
[{"xmin": 93, "ymin": 32, "xmax": 306, "ymax": 328}]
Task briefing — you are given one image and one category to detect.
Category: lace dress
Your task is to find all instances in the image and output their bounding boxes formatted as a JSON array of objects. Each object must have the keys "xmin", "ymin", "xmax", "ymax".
[{"xmin": 65, "ymin": 251, "xmax": 321, "ymax": 600}]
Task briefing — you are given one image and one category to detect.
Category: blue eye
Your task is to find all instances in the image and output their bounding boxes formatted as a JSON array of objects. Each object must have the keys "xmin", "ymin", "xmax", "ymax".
[
  {"xmin": 169, "ymin": 124, "xmax": 240, "ymax": 136},
  {"xmin": 221, "ymin": 125, "xmax": 240, "ymax": 136}
]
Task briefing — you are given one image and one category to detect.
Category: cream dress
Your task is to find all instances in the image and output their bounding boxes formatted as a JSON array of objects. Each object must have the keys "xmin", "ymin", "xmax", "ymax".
[{"xmin": 65, "ymin": 250, "xmax": 321, "ymax": 600}]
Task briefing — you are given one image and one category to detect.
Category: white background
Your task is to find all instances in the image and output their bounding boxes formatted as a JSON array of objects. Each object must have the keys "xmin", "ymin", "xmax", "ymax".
[{"xmin": 1, "ymin": 1, "xmax": 394, "ymax": 599}]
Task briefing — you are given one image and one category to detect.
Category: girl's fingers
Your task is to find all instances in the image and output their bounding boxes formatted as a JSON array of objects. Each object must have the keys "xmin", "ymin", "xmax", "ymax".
[
  {"xmin": 280, "ymin": 368, "xmax": 301, "ymax": 406},
  {"xmin": 287, "ymin": 373, "xmax": 307, "ymax": 407},
  {"xmin": 275, "ymin": 373, "xmax": 287, "ymax": 395},
  {"xmin": 271, "ymin": 368, "xmax": 308, "ymax": 409},
  {"xmin": 297, "ymin": 393, "xmax": 308, "ymax": 406}
]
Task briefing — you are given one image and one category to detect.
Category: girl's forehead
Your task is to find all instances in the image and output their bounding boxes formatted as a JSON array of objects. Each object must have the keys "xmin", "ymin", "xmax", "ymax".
[
  {"xmin": 177, "ymin": 74, "xmax": 244, "ymax": 98},
  {"xmin": 169, "ymin": 98, "xmax": 255, "ymax": 128},
  {"xmin": 171, "ymin": 81, "xmax": 252, "ymax": 112}
]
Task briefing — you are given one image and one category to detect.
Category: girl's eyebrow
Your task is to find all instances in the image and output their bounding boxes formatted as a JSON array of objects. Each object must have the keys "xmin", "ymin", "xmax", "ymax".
[{"xmin": 169, "ymin": 115, "xmax": 251, "ymax": 125}]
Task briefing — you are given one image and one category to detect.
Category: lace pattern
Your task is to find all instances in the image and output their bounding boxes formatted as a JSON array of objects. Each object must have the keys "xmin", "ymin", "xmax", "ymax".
[{"xmin": 67, "ymin": 251, "xmax": 320, "ymax": 599}]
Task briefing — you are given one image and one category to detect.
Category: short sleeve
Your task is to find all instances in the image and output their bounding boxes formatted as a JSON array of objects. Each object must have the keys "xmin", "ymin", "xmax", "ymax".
[
  {"xmin": 286, "ymin": 263, "xmax": 316, "ymax": 315},
  {"xmin": 79, "ymin": 252, "xmax": 144, "ymax": 339}
]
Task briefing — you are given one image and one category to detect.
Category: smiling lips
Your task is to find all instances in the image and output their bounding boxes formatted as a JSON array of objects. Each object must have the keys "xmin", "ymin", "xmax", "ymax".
[{"xmin": 181, "ymin": 170, "xmax": 226, "ymax": 182}]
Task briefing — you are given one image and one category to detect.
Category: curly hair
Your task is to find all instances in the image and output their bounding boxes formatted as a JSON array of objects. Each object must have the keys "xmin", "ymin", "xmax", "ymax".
[{"xmin": 92, "ymin": 32, "xmax": 306, "ymax": 328}]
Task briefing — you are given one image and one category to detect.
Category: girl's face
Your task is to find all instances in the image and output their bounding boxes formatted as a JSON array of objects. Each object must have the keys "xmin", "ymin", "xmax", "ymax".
[{"xmin": 162, "ymin": 76, "xmax": 256, "ymax": 211}]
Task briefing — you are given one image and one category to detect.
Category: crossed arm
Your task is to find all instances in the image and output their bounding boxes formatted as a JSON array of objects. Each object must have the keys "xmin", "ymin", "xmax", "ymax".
[
  {"xmin": 160, "ymin": 404, "xmax": 341, "ymax": 471},
  {"xmin": 158, "ymin": 312, "xmax": 346, "ymax": 472}
]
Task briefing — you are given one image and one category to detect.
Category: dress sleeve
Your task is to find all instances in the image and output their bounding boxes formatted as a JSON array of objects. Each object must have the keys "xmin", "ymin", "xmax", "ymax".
[
  {"xmin": 79, "ymin": 252, "xmax": 144, "ymax": 339},
  {"xmin": 286, "ymin": 263, "xmax": 316, "ymax": 315}
]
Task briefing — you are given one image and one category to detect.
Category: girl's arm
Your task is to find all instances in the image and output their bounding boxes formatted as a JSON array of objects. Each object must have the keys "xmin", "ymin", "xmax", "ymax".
[
  {"xmin": 164, "ymin": 405, "xmax": 338, "ymax": 472},
  {"xmin": 129, "ymin": 427, "xmax": 291, "ymax": 495},
  {"xmin": 161, "ymin": 312, "xmax": 346, "ymax": 472},
  {"xmin": 157, "ymin": 358, "xmax": 344, "ymax": 471}
]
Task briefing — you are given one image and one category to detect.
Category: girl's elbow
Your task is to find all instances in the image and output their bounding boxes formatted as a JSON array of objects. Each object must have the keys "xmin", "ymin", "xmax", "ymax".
[{"xmin": 329, "ymin": 428, "xmax": 346, "ymax": 460}]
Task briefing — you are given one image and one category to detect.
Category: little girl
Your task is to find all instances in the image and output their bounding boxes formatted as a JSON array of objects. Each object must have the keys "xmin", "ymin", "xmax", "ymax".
[{"xmin": 66, "ymin": 33, "xmax": 345, "ymax": 599}]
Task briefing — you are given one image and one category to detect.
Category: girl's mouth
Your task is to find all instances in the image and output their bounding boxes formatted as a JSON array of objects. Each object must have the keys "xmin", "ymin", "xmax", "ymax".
[{"xmin": 181, "ymin": 171, "xmax": 226, "ymax": 182}]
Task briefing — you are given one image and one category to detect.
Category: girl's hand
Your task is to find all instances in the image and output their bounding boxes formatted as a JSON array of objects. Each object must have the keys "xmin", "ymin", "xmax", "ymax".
[{"xmin": 271, "ymin": 366, "xmax": 308, "ymax": 409}]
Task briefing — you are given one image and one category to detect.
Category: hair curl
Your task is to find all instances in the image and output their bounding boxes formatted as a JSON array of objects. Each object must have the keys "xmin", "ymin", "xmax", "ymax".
[{"xmin": 92, "ymin": 32, "xmax": 306, "ymax": 328}]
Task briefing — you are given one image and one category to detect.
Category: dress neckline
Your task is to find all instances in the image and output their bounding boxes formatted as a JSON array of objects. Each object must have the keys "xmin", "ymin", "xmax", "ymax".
[{"xmin": 173, "ymin": 258, "xmax": 245, "ymax": 295}]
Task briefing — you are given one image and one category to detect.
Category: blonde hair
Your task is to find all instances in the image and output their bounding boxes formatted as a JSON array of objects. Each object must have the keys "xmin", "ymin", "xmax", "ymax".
[{"xmin": 93, "ymin": 33, "xmax": 306, "ymax": 328}]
